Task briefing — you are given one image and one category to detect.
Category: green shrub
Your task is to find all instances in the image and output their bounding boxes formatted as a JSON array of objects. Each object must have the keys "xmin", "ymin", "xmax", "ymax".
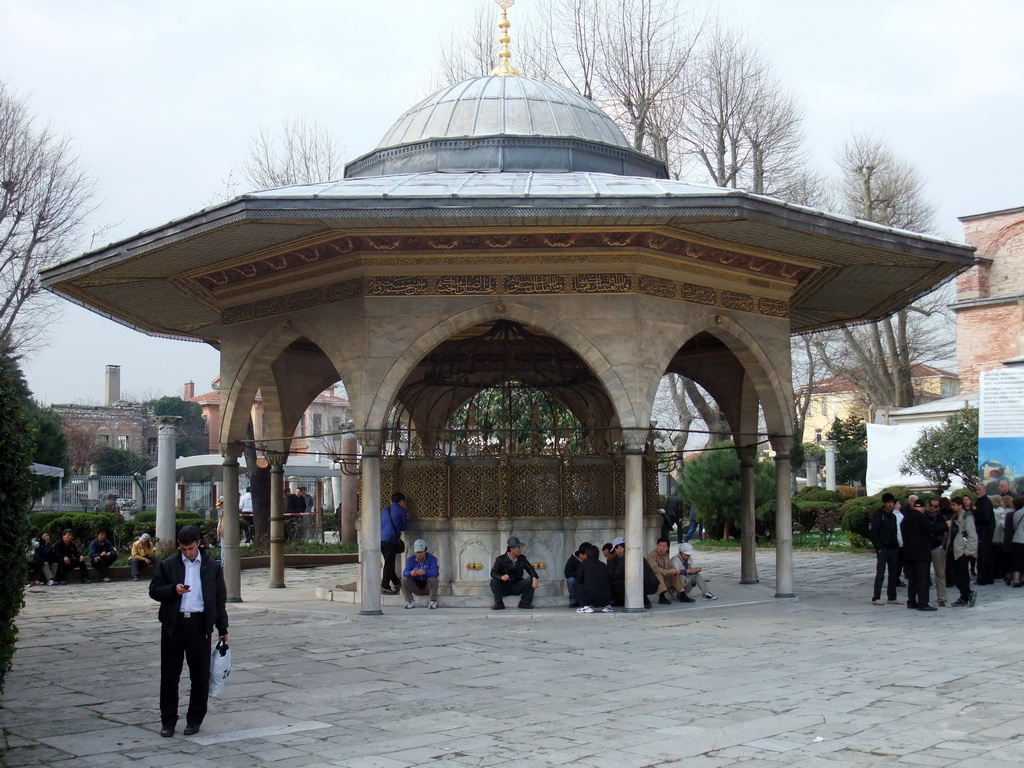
[
  {"xmin": 795, "ymin": 487, "xmax": 844, "ymax": 503},
  {"xmin": 840, "ymin": 496, "xmax": 878, "ymax": 542},
  {"xmin": 0, "ymin": 357, "xmax": 34, "ymax": 694},
  {"xmin": 133, "ymin": 509, "xmax": 201, "ymax": 523},
  {"xmin": 948, "ymin": 487, "xmax": 976, "ymax": 504}
]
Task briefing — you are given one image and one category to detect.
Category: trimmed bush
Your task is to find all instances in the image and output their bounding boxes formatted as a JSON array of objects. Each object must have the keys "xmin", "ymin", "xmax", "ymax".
[
  {"xmin": 836, "ymin": 485, "xmax": 858, "ymax": 500},
  {"xmin": 0, "ymin": 357, "xmax": 34, "ymax": 694},
  {"xmin": 795, "ymin": 487, "xmax": 844, "ymax": 503}
]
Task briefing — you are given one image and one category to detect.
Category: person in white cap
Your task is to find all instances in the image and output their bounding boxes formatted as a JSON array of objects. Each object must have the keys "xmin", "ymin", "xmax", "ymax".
[
  {"xmin": 401, "ymin": 539, "xmax": 439, "ymax": 609},
  {"xmin": 130, "ymin": 533, "xmax": 157, "ymax": 581},
  {"xmin": 672, "ymin": 542, "xmax": 717, "ymax": 600}
]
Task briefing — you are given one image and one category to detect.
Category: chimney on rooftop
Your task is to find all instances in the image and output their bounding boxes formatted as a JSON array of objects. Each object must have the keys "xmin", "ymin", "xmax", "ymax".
[
  {"xmin": 104, "ymin": 365, "xmax": 121, "ymax": 406},
  {"xmin": 184, "ymin": 381, "xmax": 195, "ymax": 400}
]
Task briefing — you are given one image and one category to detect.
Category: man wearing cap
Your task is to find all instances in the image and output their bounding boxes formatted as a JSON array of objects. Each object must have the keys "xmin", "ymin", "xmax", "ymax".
[
  {"xmin": 608, "ymin": 537, "xmax": 658, "ymax": 609},
  {"xmin": 401, "ymin": 539, "xmax": 440, "ymax": 609},
  {"xmin": 130, "ymin": 532, "xmax": 157, "ymax": 581},
  {"xmin": 672, "ymin": 542, "xmax": 717, "ymax": 600},
  {"xmin": 489, "ymin": 536, "xmax": 539, "ymax": 609},
  {"xmin": 647, "ymin": 537, "xmax": 692, "ymax": 604}
]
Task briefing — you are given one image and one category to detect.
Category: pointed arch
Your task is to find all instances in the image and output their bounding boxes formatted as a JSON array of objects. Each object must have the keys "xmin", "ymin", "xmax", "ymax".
[{"xmin": 361, "ymin": 303, "xmax": 639, "ymax": 434}]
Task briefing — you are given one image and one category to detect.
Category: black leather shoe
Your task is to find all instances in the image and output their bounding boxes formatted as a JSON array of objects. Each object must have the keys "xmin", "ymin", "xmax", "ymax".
[
  {"xmin": 490, "ymin": 601, "xmax": 505, "ymax": 610},
  {"xmin": 658, "ymin": 593, "xmax": 671, "ymax": 605},
  {"xmin": 183, "ymin": 724, "xmax": 200, "ymax": 736},
  {"xmin": 160, "ymin": 726, "xmax": 174, "ymax": 738},
  {"xmin": 518, "ymin": 602, "xmax": 533, "ymax": 609},
  {"xmin": 917, "ymin": 605, "xmax": 938, "ymax": 611},
  {"xmin": 679, "ymin": 593, "xmax": 695, "ymax": 603}
]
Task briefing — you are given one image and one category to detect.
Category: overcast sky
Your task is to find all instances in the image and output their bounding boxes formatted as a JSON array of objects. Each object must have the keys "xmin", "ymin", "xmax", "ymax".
[{"xmin": 4, "ymin": 0, "xmax": 1022, "ymax": 405}]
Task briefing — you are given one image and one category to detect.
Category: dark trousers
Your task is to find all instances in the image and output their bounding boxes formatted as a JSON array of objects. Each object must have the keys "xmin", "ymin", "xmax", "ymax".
[
  {"xmin": 904, "ymin": 558, "xmax": 931, "ymax": 608},
  {"xmin": 951, "ymin": 555, "xmax": 972, "ymax": 602},
  {"xmin": 976, "ymin": 534, "xmax": 994, "ymax": 584},
  {"xmin": 490, "ymin": 576, "xmax": 535, "ymax": 606},
  {"xmin": 131, "ymin": 557, "xmax": 154, "ymax": 579},
  {"xmin": 57, "ymin": 558, "xmax": 89, "ymax": 582},
  {"xmin": 91, "ymin": 554, "xmax": 117, "ymax": 578},
  {"xmin": 380, "ymin": 540, "xmax": 403, "ymax": 590},
  {"xmin": 160, "ymin": 615, "xmax": 212, "ymax": 728},
  {"xmin": 873, "ymin": 547, "xmax": 899, "ymax": 600}
]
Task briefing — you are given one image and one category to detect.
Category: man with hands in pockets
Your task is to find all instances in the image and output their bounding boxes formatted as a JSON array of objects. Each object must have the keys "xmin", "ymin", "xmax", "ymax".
[{"xmin": 150, "ymin": 525, "xmax": 228, "ymax": 738}]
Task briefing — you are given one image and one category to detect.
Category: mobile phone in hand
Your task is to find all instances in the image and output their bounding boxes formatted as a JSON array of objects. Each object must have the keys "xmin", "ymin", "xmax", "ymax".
[{"xmin": 183, "ymin": 584, "xmax": 190, "ymax": 590}]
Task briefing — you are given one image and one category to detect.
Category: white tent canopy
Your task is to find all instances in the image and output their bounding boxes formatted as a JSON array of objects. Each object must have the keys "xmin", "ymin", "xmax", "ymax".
[
  {"xmin": 144, "ymin": 454, "xmax": 343, "ymax": 483},
  {"xmin": 29, "ymin": 463, "xmax": 64, "ymax": 478}
]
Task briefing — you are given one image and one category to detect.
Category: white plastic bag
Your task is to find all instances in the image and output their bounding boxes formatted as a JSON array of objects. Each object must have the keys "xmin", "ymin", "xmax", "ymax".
[{"xmin": 209, "ymin": 639, "xmax": 231, "ymax": 697}]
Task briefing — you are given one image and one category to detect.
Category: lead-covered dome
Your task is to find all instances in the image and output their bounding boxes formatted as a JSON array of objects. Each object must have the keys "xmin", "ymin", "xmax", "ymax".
[{"xmin": 345, "ymin": 76, "xmax": 668, "ymax": 179}]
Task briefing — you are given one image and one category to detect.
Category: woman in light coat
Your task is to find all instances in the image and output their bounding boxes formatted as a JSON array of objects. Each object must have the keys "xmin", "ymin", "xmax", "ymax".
[{"xmin": 948, "ymin": 497, "xmax": 978, "ymax": 607}]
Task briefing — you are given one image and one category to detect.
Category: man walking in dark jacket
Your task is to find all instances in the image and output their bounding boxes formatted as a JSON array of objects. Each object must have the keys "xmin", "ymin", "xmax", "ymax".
[
  {"xmin": 973, "ymin": 483, "xmax": 996, "ymax": 585},
  {"xmin": 870, "ymin": 493, "xmax": 903, "ymax": 605},
  {"xmin": 150, "ymin": 525, "xmax": 228, "ymax": 738},
  {"xmin": 901, "ymin": 500, "xmax": 938, "ymax": 611}
]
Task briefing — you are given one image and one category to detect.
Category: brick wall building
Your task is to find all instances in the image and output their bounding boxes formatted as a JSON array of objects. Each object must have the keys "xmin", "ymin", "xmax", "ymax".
[{"xmin": 954, "ymin": 206, "xmax": 1024, "ymax": 392}]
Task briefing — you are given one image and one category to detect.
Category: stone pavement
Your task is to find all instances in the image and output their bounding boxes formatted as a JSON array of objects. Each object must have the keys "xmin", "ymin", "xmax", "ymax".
[{"xmin": 3, "ymin": 548, "xmax": 1024, "ymax": 767}]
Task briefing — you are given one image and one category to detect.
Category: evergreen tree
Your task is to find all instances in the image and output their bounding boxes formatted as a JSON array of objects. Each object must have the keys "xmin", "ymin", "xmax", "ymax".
[{"xmin": 0, "ymin": 355, "xmax": 35, "ymax": 693}]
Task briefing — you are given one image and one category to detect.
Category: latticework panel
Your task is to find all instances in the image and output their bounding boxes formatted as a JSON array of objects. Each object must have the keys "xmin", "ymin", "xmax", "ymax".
[
  {"xmin": 507, "ymin": 459, "xmax": 561, "ymax": 517},
  {"xmin": 563, "ymin": 458, "xmax": 617, "ymax": 517},
  {"xmin": 397, "ymin": 460, "xmax": 449, "ymax": 518},
  {"xmin": 450, "ymin": 460, "xmax": 504, "ymax": 518}
]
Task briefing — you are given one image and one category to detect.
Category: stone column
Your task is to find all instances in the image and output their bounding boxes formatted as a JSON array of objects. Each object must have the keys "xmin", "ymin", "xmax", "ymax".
[
  {"xmin": 132, "ymin": 472, "xmax": 145, "ymax": 512},
  {"xmin": 268, "ymin": 452, "xmax": 286, "ymax": 588},
  {"xmin": 738, "ymin": 449, "xmax": 759, "ymax": 584},
  {"xmin": 824, "ymin": 440, "xmax": 837, "ymax": 491},
  {"xmin": 806, "ymin": 459, "xmax": 819, "ymax": 487},
  {"xmin": 359, "ymin": 431, "xmax": 383, "ymax": 615},
  {"xmin": 88, "ymin": 465, "xmax": 100, "ymax": 503},
  {"xmin": 221, "ymin": 448, "xmax": 242, "ymax": 602},
  {"xmin": 155, "ymin": 416, "xmax": 181, "ymax": 547},
  {"xmin": 774, "ymin": 438, "xmax": 795, "ymax": 597},
  {"xmin": 340, "ymin": 430, "xmax": 359, "ymax": 544},
  {"xmin": 623, "ymin": 434, "xmax": 645, "ymax": 613}
]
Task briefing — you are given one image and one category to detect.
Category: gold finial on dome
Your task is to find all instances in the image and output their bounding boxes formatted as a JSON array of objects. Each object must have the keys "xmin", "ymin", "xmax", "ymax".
[{"xmin": 491, "ymin": 0, "xmax": 521, "ymax": 77}]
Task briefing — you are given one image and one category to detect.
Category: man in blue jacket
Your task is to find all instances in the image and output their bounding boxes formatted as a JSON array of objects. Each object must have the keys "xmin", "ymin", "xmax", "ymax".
[
  {"xmin": 150, "ymin": 525, "xmax": 228, "ymax": 738},
  {"xmin": 401, "ymin": 538, "xmax": 439, "ymax": 609},
  {"xmin": 380, "ymin": 492, "xmax": 408, "ymax": 594}
]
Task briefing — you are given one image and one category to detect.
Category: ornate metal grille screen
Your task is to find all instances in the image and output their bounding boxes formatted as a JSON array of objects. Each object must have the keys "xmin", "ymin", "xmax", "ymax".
[{"xmin": 379, "ymin": 455, "xmax": 657, "ymax": 519}]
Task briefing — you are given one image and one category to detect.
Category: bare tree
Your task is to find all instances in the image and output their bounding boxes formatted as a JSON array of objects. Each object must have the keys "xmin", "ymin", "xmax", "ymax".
[
  {"xmin": 807, "ymin": 133, "xmax": 946, "ymax": 409},
  {"xmin": 0, "ymin": 81, "xmax": 96, "ymax": 356},
  {"xmin": 433, "ymin": 4, "xmax": 498, "ymax": 87},
  {"xmin": 679, "ymin": 24, "xmax": 811, "ymax": 198},
  {"xmin": 241, "ymin": 115, "xmax": 344, "ymax": 189},
  {"xmin": 836, "ymin": 132, "xmax": 936, "ymax": 231},
  {"xmin": 596, "ymin": 0, "xmax": 699, "ymax": 160}
]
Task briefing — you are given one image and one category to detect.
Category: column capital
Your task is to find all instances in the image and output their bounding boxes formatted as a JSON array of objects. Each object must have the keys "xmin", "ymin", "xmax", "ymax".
[
  {"xmin": 359, "ymin": 429, "xmax": 383, "ymax": 456},
  {"xmin": 220, "ymin": 442, "xmax": 243, "ymax": 463},
  {"xmin": 155, "ymin": 414, "xmax": 182, "ymax": 431},
  {"xmin": 621, "ymin": 427, "xmax": 649, "ymax": 454},
  {"xmin": 266, "ymin": 451, "xmax": 286, "ymax": 471}
]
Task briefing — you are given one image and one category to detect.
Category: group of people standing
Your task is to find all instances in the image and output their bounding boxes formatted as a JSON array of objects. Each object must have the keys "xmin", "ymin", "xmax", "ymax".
[{"xmin": 870, "ymin": 481, "xmax": 1024, "ymax": 611}]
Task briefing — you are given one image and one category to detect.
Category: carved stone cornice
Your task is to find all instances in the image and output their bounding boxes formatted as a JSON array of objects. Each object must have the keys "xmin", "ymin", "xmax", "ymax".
[
  {"xmin": 220, "ymin": 272, "xmax": 790, "ymax": 325},
  {"xmin": 194, "ymin": 230, "xmax": 813, "ymax": 292}
]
